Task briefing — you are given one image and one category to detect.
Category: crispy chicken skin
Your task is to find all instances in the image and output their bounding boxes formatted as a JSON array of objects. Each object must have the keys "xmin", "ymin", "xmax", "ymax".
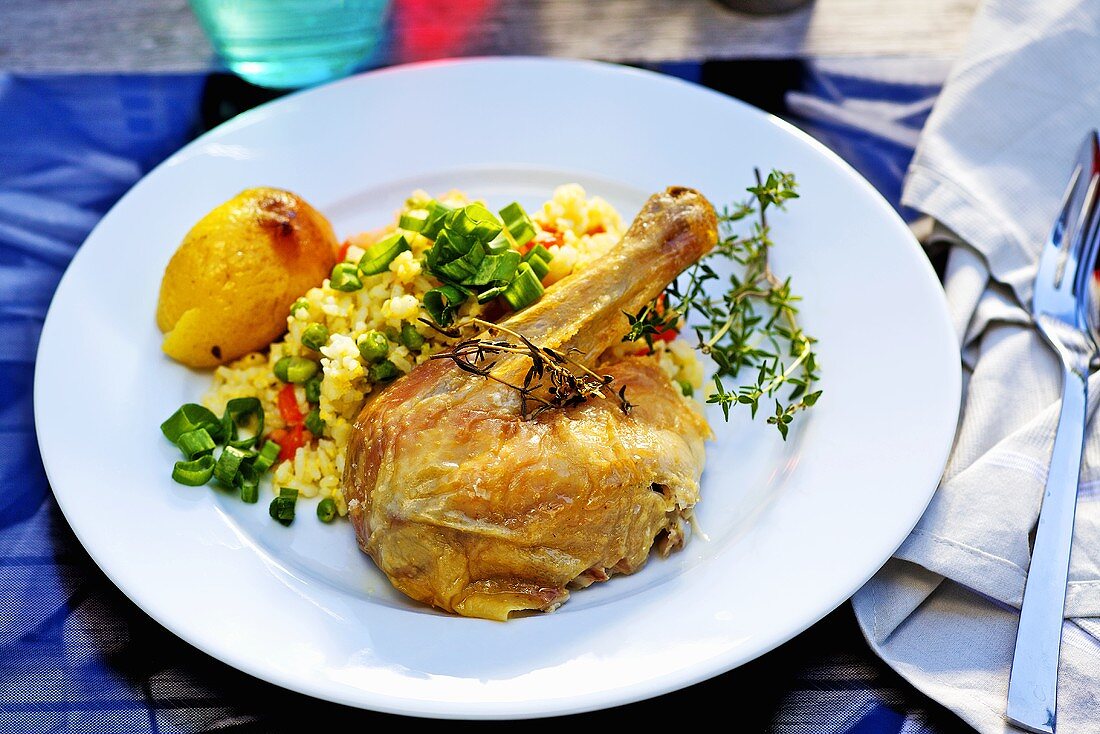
[{"xmin": 342, "ymin": 187, "xmax": 718, "ymax": 620}]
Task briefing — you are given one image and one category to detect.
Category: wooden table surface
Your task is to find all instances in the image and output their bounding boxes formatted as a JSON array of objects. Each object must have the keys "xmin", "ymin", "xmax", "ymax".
[{"xmin": 1, "ymin": 0, "xmax": 979, "ymax": 72}]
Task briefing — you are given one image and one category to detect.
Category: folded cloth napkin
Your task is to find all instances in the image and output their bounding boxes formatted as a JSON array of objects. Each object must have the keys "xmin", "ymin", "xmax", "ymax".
[{"xmin": 850, "ymin": 1, "xmax": 1100, "ymax": 732}]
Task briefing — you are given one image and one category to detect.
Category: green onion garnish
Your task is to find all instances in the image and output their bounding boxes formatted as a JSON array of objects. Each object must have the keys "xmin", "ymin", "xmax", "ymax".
[
  {"xmin": 329, "ymin": 262, "xmax": 362, "ymax": 291},
  {"xmin": 237, "ymin": 462, "xmax": 261, "ymax": 503},
  {"xmin": 524, "ymin": 252, "xmax": 550, "ymax": 281},
  {"xmin": 469, "ymin": 250, "xmax": 521, "ymax": 287},
  {"xmin": 357, "ymin": 330, "xmax": 389, "ymax": 363},
  {"xmin": 252, "ymin": 439, "xmax": 281, "ymax": 474},
  {"xmin": 422, "ymin": 200, "xmax": 453, "ymax": 240},
  {"xmin": 274, "ymin": 356, "xmax": 319, "ymax": 384},
  {"xmin": 677, "ymin": 379, "xmax": 695, "ymax": 397},
  {"xmin": 369, "ymin": 359, "xmax": 399, "ymax": 383},
  {"xmin": 221, "ymin": 396, "xmax": 264, "ymax": 450},
  {"xmin": 291, "ymin": 297, "xmax": 311, "ymax": 316},
  {"xmin": 398, "ymin": 209, "xmax": 429, "ymax": 232},
  {"xmin": 445, "ymin": 203, "xmax": 503, "ymax": 242},
  {"xmin": 501, "ymin": 262, "xmax": 545, "ymax": 311},
  {"xmin": 423, "ymin": 284, "xmax": 469, "ymax": 327},
  {"xmin": 499, "ymin": 202, "xmax": 536, "ymax": 247},
  {"xmin": 239, "ymin": 477, "xmax": 260, "ymax": 504},
  {"xmin": 301, "ymin": 323, "xmax": 329, "ymax": 351},
  {"xmin": 304, "ymin": 375, "xmax": 323, "ymax": 404},
  {"xmin": 171, "ymin": 455, "xmax": 215, "ymax": 486},
  {"xmin": 316, "ymin": 497, "xmax": 337, "ymax": 523},
  {"xmin": 214, "ymin": 445, "xmax": 250, "ymax": 487},
  {"xmin": 359, "ymin": 232, "xmax": 410, "ymax": 276},
  {"xmin": 177, "ymin": 427, "xmax": 216, "ymax": 460},
  {"xmin": 523, "ymin": 244, "xmax": 552, "ymax": 264},
  {"xmin": 399, "ymin": 323, "xmax": 426, "ymax": 350},
  {"xmin": 304, "ymin": 408, "xmax": 325, "ymax": 437},
  {"xmin": 269, "ymin": 488, "xmax": 298, "ymax": 526},
  {"xmin": 161, "ymin": 404, "xmax": 223, "ymax": 444}
]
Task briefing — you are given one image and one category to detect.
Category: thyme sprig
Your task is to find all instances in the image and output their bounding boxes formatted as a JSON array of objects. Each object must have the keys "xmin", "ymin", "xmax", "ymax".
[
  {"xmin": 426, "ymin": 318, "xmax": 634, "ymax": 420},
  {"xmin": 624, "ymin": 169, "xmax": 821, "ymax": 439}
]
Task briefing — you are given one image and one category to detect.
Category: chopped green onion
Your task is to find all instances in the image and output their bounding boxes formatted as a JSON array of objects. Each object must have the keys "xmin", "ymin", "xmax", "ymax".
[
  {"xmin": 221, "ymin": 396, "xmax": 264, "ymax": 450},
  {"xmin": 304, "ymin": 408, "xmax": 325, "ymax": 437},
  {"xmin": 329, "ymin": 262, "xmax": 362, "ymax": 291},
  {"xmin": 470, "ymin": 250, "xmax": 521, "ymax": 287},
  {"xmin": 485, "ymin": 230, "xmax": 513, "ymax": 253},
  {"xmin": 171, "ymin": 455, "xmax": 215, "ymax": 486},
  {"xmin": 316, "ymin": 498, "xmax": 337, "ymax": 523},
  {"xmin": 398, "ymin": 209, "xmax": 429, "ymax": 232},
  {"xmin": 239, "ymin": 477, "xmax": 260, "ymax": 504},
  {"xmin": 369, "ymin": 359, "xmax": 399, "ymax": 383},
  {"xmin": 446, "ymin": 203, "xmax": 503, "ymax": 242},
  {"xmin": 359, "ymin": 232, "xmax": 410, "ymax": 276},
  {"xmin": 501, "ymin": 262, "xmax": 545, "ymax": 311},
  {"xmin": 274, "ymin": 356, "xmax": 319, "ymax": 384},
  {"xmin": 499, "ymin": 202, "xmax": 536, "ymax": 247},
  {"xmin": 523, "ymin": 244, "xmax": 552, "ymax": 264},
  {"xmin": 301, "ymin": 323, "xmax": 329, "ymax": 351},
  {"xmin": 677, "ymin": 379, "xmax": 695, "ymax": 397},
  {"xmin": 430, "ymin": 230, "xmax": 486, "ymax": 282},
  {"xmin": 161, "ymin": 404, "xmax": 222, "ymax": 444},
  {"xmin": 423, "ymin": 284, "xmax": 469, "ymax": 327},
  {"xmin": 399, "ymin": 323, "xmax": 426, "ymax": 350},
  {"xmin": 357, "ymin": 330, "xmax": 389, "ymax": 363},
  {"xmin": 214, "ymin": 445, "xmax": 250, "ymax": 487},
  {"xmin": 238, "ymin": 463, "xmax": 260, "ymax": 503},
  {"xmin": 422, "ymin": 200, "xmax": 453, "ymax": 239},
  {"xmin": 252, "ymin": 440, "xmax": 281, "ymax": 474},
  {"xmin": 269, "ymin": 487, "xmax": 298, "ymax": 526},
  {"xmin": 525, "ymin": 252, "xmax": 550, "ymax": 281},
  {"xmin": 177, "ymin": 428, "xmax": 216, "ymax": 460},
  {"xmin": 304, "ymin": 375, "xmax": 323, "ymax": 404},
  {"xmin": 290, "ymin": 297, "xmax": 311, "ymax": 316}
]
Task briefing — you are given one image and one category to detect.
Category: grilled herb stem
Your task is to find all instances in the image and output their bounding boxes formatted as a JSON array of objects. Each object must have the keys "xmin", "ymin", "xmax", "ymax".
[{"xmin": 427, "ymin": 318, "xmax": 633, "ymax": 419}]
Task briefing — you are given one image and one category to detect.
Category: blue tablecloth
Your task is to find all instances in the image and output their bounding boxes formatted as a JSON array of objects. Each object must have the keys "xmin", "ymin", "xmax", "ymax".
[{"xmin": 0, "ymin": 65, "xmax": 964, "ymax": 732}]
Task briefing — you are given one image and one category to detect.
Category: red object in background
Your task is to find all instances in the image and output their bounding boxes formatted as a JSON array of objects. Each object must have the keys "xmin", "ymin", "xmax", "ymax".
[{"xmin": 391, "ymin": 0, "xmax": 496, "ymax": 61}]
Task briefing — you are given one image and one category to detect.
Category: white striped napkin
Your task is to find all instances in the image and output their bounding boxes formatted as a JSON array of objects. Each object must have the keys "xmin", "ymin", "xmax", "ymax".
[{"xmin": 849, "ymin": 1, "xmax": 1100, "ymax": 732}]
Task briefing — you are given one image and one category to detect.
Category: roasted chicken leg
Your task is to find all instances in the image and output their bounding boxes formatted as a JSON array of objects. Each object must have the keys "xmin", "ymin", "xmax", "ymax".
[{"xmin": 343, "ymin": 187, "xmax": 718, "ymax": 620}]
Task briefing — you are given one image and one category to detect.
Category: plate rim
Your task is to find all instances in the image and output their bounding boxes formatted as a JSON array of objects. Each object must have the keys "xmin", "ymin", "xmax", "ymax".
[{"xmin": 34, "ymin": 56, "xmax": 961, "ymax": 719}]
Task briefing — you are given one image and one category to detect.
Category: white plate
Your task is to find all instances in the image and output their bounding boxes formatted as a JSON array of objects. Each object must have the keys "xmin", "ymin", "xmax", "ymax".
[{"xmin": 35, "ymin": 58, "xmax": 960, "ymax": 719}]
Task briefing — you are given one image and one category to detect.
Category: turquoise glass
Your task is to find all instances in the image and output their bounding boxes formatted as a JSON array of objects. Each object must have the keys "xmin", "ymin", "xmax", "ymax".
[{"xmin": 189, "ymin": 0, "xmax": 390, "ymax": 89}]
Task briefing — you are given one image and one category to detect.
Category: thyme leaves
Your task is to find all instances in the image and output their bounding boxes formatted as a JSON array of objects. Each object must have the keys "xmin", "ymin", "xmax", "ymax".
[{"xmin": 624, "ymin": 169, "xmax": 821, "ymax": 439}]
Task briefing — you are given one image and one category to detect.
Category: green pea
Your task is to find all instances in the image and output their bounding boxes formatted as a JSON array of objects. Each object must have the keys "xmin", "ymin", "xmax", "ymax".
[
  {"xmin": 400, "ymin": 323, "xmax": 426, "ymax": 350},
  {"xmin": 316, "ymin": 498, "xmax": 337, "ymax": 523},
  {"xmin": 301, "ymin": 323, "xmax": 329, "ymax": 351},
  {"xmin": 369, "ymin": 359, "xmax": 399, "ymax": 383},
  {"xmin": 357, "ymin": 330, "xmax": 389, "ymax": 363}
]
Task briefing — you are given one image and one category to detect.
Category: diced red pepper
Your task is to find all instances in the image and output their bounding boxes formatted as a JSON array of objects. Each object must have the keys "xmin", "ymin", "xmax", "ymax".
[
  {"xmin": 277, "ymin": 383, "xmax": 303, "ymax": 425},
  {"xmin": 336, "ymin": 241, "xmax": 351, "ymax": 263},
  {"xmin": 267, "ymin": 424, "xmax": 314, "ymax": 463},
  {"xmin": 586, "ymin": 224, "xmax": 606, "ymax": 235}
]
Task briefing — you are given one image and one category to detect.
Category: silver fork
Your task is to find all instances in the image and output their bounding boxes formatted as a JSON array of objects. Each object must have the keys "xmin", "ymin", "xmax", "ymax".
[{"xmin": 1007, "ymin": 130, "xmax": 1100, "ymax": 734}]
